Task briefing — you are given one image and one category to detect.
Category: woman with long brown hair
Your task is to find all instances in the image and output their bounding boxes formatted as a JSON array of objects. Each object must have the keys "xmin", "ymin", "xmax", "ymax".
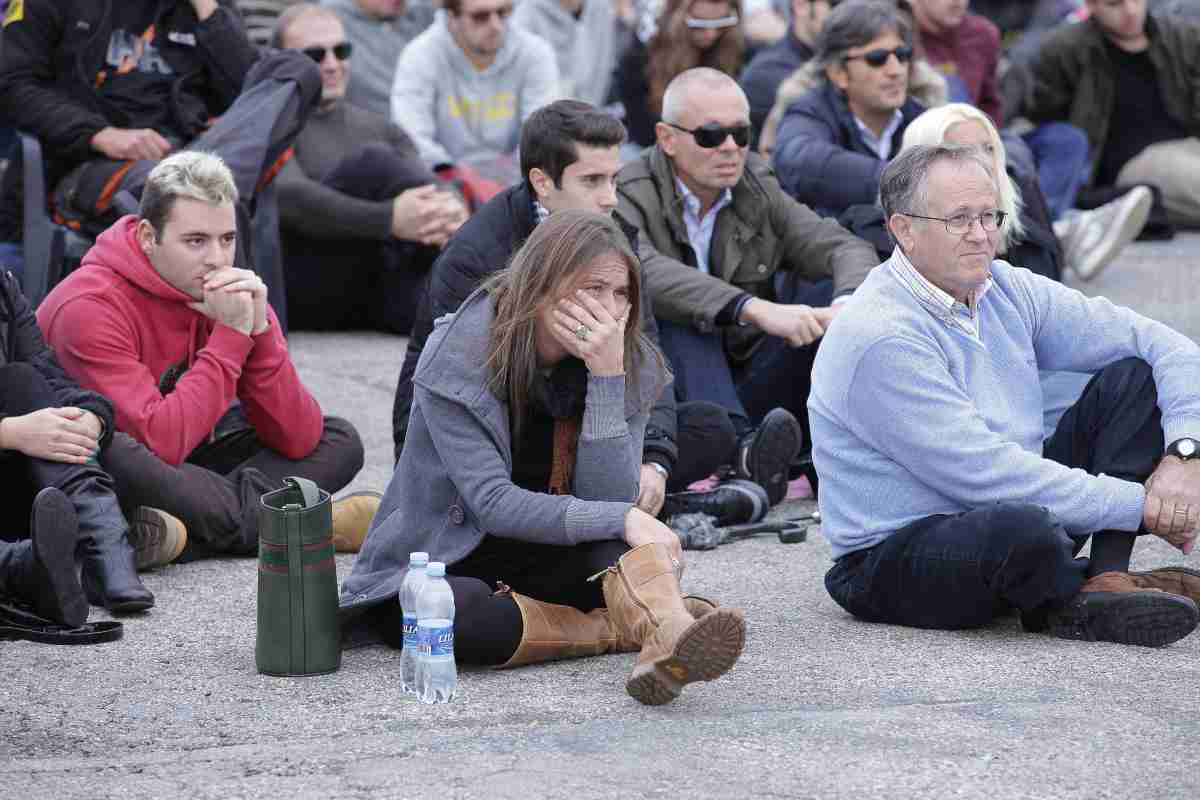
[
  {"xmin": 615, "ymin": 0, "xmax": 745, "ymax": 147},
  {"xmin": 341, "ymin": 210, "xmax": 746, "ymax": 705}
]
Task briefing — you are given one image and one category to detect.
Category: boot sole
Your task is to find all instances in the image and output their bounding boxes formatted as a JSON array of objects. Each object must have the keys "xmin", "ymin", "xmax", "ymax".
[
  {"xmin": 31, "ymin": 489, "xmax": 89, "ymax": 628},
  {"xmin": 130, "ymin": 507, "xmax": 187, "ymax": 571},
  {"xmin": 626, "ymin": 609, "xmax": 746, "ymax": 706},
  {"xmin": 1048, "ymin": 592, "xmax": 1199, "ymax": 648},
  {"xmin": 748, "ymin": 410, "xmax": 803, "ymax": 507}
]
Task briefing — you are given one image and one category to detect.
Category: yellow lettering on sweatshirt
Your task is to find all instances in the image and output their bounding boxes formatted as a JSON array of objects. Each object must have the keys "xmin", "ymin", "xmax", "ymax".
[{"xmin": 446, "ymin": 92, "xmax": 515, "ymax": 123}]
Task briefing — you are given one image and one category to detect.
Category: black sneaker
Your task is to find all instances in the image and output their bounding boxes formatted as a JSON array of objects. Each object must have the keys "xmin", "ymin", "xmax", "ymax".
[
  {"xmin": 661, "ymin": 479, "xmax": 769, "ymax": 527},
  {"xmin": 735, "ymin": 408, "xmax": 803, "ymax": 506},
  {"xmin": 1043, "ymin": 590, "xmax": 1199, "ymax": 648}
]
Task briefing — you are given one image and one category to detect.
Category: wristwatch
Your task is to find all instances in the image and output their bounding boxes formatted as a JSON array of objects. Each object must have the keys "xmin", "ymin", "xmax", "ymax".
[{"xmin": 1166, "ymin": 437, "xmax": 1200, "ymax": 461}]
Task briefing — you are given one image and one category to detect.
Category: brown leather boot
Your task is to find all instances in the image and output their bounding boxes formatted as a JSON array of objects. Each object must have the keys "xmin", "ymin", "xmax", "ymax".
[
  {"xmin": 1044, "ymin": 571, "xmax": 1198, "ymax": 647},
  {"xmin": 497, "ymin": 592, "xmax": 720, "ymax": 668},
  {"xmin": 1127, "ymin": 566, "xmax": 1200, "ymax": 605},
  {"xmin": 602, "ymin": 543, "xmax": 745, "ymax": 705}
]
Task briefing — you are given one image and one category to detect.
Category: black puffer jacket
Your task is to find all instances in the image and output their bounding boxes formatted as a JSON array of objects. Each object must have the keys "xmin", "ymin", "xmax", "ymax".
[
  {"xmin": 391, "ymin": 183, "xmax": 680, "ymax": 472},
  {"xmin": 0, "ymin": 271, "xmax": 114, "ymax": 448},
  {"xmin": 0, "ymin": 0, "xmax": 257, "ymax": 183}
]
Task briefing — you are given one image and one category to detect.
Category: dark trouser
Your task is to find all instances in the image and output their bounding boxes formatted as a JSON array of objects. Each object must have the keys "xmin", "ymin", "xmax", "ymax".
[
  {"xmin": 825, "ymin": 357, "xmax": 1162, "ymax": 630},
  {"xmin": 0, "ymin": 363, "xmax": 133, "ymax": 562},
  {"xmin": 657, "ymin": 279, "xmax": 833, "ymax": 449},
  {"xmin": 100, "ymin": 407, "xmax": 364, "ymax": 559},
  {"xmin": 669, "ymin": 401, "xmax": 738, "ymax": 492},
  {"xmin": 369, "ymin": 537, "xmax": 630, "ymax": 665},
  {"xmin": 283, "ymin": 144, "xmax": 441, "ymax": 335}
]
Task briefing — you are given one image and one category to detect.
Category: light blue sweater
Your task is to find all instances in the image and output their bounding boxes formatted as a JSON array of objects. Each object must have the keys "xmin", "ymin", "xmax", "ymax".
[{"xmin": 810, "ymin": 252, "xmax": 1200, "ymax": 560}]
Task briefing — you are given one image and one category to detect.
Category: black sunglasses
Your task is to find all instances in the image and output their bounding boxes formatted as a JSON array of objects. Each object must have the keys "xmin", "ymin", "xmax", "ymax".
[
  {"xmin": 665, "ymin": 121, "xmax": 751, "ymax": 149},
  {"xmin": 843, "ymin": 44, "xmax": 913, "ymax": 68},
  {"xmin": 302, "ymin": 42, "xmax": 353, "ymax": 63},
  {"xmin": 465, "ymin": 4, "xmax": 513, "ymax": 24}
]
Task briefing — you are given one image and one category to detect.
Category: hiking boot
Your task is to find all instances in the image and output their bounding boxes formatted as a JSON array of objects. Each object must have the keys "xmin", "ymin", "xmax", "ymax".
[
  {"xmin": 734, "ymin": 408, "xmax": 803, "ymax": 506},
  {"xmin": 331, "ymin": 491, "xmax": 382, "ymax": 553},
  {"xmin": 1043, "ymin": 571, "xmax": 1198, "ymax": 647},
  {"xmin": 128, "ymin": 507, "xmax": 187, "ymax": 571},
  {"xmin": 1054, "ymin": 186, "xmax": 1151, "ymax": 281},
  {"xmin": 661, "ymin": 479, "xmax": 769, "ymax": 527}
]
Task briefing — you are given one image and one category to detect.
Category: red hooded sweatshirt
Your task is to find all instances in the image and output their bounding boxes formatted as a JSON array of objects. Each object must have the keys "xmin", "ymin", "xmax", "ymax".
[{"xmin": 37, "ymin": 216, "xmax": 324, "ymax": 466}]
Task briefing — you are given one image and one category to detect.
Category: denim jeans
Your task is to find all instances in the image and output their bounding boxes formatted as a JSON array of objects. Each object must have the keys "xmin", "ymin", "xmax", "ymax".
[
  {"xmin": 655, "ymin": 279, "xmax": 834, "ymax": 445},
  {"xmin": 826, "ymin": 357, "xmax": 1162, "ymax": 630},
  {"xmin": 1021, "ymin": 122, "xmax": 1090, "ymax": 220}
]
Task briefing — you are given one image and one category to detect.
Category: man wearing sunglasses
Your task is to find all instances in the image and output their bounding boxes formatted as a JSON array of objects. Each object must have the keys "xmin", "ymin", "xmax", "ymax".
[
  {"xmin": 616, "ymin": 67, "xmax": 880, "ymax": 506},
  {"xmin": 771, "ymin": 0, "xmax": 924, "ymax": 220},
  {"xmin": 813, "ymin": 143, "xmax": 1200, "ymax": 648},
  {"xmin": 274, "ymin": 4, "xmax": 467, "ymax": 334},
  {"xmin": 390, "ymin": 0, "xmax": 559, "ymax": 187}
]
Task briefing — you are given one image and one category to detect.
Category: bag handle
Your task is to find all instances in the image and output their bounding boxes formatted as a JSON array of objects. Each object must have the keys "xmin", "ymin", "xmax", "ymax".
[{"xmin": 282, "ymin": 476, "xmax": 321, "ymax": 509}]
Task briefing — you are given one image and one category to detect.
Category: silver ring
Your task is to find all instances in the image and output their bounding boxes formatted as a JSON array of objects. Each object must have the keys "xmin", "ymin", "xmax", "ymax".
[{"xmin": 574, "ymin": 324, "xmax": 590, "ymax": 341}]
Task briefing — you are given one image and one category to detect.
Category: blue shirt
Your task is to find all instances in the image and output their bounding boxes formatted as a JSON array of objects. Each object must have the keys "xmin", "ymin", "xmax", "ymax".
[{"xmin": 810, "ymin": 251, "xmax": 1200, "ymax": 559}]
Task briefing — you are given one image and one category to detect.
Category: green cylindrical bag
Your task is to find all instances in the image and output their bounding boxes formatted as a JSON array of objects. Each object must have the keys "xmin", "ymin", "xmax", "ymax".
[{"xmin": 256, "ymin": 476, "xmax": 341, "ymax": 676}]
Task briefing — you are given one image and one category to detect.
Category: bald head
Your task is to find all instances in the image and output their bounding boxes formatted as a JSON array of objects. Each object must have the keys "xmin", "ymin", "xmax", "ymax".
[
  {"xmin": 661, "ymin": 67, "xmax": 748, "ymax": 126},
  {"xmin": 275, "ymin": 3, "xmax": 342, "ymax": 48}
]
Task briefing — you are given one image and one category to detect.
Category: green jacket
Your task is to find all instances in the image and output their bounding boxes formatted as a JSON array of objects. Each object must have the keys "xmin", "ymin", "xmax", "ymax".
[
  {"xmin": 1027, "ymin": 12, "xmax": 1200, "ymax": 185},
  {"xmin": 616, "ymin": 147, "xmax": 878, "ymax": 362}
]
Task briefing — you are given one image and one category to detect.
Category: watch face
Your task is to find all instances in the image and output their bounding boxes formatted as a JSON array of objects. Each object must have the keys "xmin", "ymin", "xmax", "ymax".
[{"xmin": 1180, "ymin": 439, "xmax": 1198, "ymax": 458}]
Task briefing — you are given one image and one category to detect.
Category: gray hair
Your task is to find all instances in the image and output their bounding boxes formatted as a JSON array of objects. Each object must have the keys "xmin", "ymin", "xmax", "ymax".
[
  {"xmin": 879, "ymin": 144, "xmax": 997, "ymax": 225},
  {"xmin": 139, "ymin": 151, "xmax": 238, "ymax": 239},
  {"xmin": 661, "ymin": 67, "xmax": 748, "ymax": 125},
  {"xmin": 815, "ymin": 0, "xmax": 912, "ymax": 71}
]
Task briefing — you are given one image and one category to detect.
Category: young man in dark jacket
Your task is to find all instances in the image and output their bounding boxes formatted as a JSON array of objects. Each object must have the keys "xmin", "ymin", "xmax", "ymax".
[
  {"xmin": 393, "ymin": 100, "xmax": 741, "ymax": 518},
  {"xmin": 0, "ymin": 270, "xmax": 161, "ymax": 618}
]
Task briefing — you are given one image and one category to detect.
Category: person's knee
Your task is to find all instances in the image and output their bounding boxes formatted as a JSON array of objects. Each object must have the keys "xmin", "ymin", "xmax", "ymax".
[
  {"xmin": 0, "ymin": 362, "xmax": 52, "ymax": 415},
  {"xmin": 322, "ymin": 416, "xmax": 365, "ymax": 476},
  {"xmin": 986, "ymin": 503, "xmax": 1066, "ymax": 562}
]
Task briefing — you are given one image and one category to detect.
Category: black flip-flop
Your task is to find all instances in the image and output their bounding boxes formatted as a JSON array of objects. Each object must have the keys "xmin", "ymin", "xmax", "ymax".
[{"xmin": 0, "ymin": 601, "xmax": 123, "ymax": 645}]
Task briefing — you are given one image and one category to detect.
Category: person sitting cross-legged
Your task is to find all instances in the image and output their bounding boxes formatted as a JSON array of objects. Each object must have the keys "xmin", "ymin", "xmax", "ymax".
[
  {"xmin": 811, "ymin": 143, "xmax": 1200, "ymax": 648},
  {"xmin": 344, "ymin": 211, "xmax": 747, "ymax": 705}
]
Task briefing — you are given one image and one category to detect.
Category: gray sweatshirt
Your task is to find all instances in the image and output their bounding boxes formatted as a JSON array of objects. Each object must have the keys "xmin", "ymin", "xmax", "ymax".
[
  {"xmin": 512, "ymin": 0, "xmax": 617, "ymax": 107},
  {"xmin": 390, "ymin": 13, "xmax": 560, "ymax": 182},
  {"xmin": 322, "ymin": 0, "xmax": 436, "ymax": 117}
]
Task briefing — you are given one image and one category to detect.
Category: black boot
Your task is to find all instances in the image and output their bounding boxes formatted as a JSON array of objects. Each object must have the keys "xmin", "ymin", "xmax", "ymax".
[
  {"xmin": 734, "ymin": 408, "xmax": 803, "ymax": 506},
  {"xmin": 77, "ymin": 490, "xmax": 155, "ymax": 613},
  {"xmin": 0, "ymin": 488, "xmax": 89, "ymax": 627},
  {"xmin": 662, "ymin": 479, "xmax": 769, "ymax": 527}
]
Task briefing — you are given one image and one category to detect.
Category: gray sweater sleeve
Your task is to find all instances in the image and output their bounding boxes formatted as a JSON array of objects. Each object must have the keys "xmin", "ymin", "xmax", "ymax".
[
  {"xmin": 275, "ymin": 155, "xmax": 394, "ymax": 241},
  {"xmin": 572, "ymin": 374, "xmax": 642, "ymax": 504}
]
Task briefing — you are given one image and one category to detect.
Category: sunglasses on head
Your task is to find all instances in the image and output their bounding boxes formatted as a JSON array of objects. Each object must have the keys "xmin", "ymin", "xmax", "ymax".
[
  {"xmin": 666, "ymin": 121, "xmax": 751, "ymax": 149},
  {"xmin": 843, "ymin": 44, "xmax": 913, "ymax": 68},
  {"xmin": 464, "ymin": 4, "xmax": 513, "ymax": 24},
  {"xmin": 685, "ymin": 13, "xmax": 739, "ymax": 29},
  {"xmin": 302, "ymin": 42, "xmax": 353, "ymax": 63}
]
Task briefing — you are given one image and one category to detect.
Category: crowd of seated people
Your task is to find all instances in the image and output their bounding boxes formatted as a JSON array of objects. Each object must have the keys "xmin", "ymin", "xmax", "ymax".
[{"xmin": 2, "ymin": 0, "xmax": 1200, "ymax": 678}]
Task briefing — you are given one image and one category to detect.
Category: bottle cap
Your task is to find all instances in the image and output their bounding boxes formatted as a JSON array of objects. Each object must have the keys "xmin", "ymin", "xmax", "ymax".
[
  {"xmin": 426, "ymin": 561, "xmax": 446, "ymax": 577},
  {"xmin": 409, "ymin": 551, "xmax": 430, "ymax": 566}
]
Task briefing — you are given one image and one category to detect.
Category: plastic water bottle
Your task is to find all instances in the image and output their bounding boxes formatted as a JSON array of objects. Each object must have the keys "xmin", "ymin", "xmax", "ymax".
[
  {"xmin": 416, "ymin": 561, "xmax": 457, "ymax": 705},
  {"xmin": 399, "ymin": 552, "xmax": 429, "ymax": 695}
]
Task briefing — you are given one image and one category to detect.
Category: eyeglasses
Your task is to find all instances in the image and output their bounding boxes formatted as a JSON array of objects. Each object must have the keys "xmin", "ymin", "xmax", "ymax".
[
  {"xmin": 463, "ymin": 4, "xmax": 513, "ymax": 24},
  {"xmin": 903, "ymin": 210, "xmax": 1007, "ymax": 234},
  {"xmin": 685, "ymin": 14, "xmax": 739, "ymax": 29},
  {"xmin": 843, "ymin": 45, "xmax": 913, "ymax": 68},
  {"xmin": 302, "ymin": 42, "xmax": 353, "ymax": 63},
  {"xmin": 665, "ymin": 121, "xmax": 751, "ymax": 148}
]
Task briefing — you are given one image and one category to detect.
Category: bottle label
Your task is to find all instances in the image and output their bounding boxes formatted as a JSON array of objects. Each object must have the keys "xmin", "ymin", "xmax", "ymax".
[
  {"xmin": 402, "ymin": 613, "xmax": 418, "ymax": 648},
  {"xmin": 422, "ymin": 624, "xmax": 454, "ymax": 658}
]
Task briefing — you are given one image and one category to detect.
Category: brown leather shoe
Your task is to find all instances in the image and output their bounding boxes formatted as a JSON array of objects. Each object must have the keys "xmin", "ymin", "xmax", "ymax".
[
  {"xmin": 1127, "ymin": 566, "xmax": 1200, "ymax": 606},
  {"xmin": 1044, "ymin": 571, "xmax": 1199, "ymax": 647},
  {"xmin": 128, "ymin": 507, "xmax": 187, "ymax": 570},
  {"xmin": 331, "ymin": 491, "xmax": 382, "ymax": 553}
]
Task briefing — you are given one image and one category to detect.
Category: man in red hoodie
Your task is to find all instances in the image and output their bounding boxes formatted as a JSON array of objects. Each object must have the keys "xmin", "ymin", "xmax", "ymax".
[{"xmin": 38, "ymin": 151, "xmax": 378, "ymax": 561}]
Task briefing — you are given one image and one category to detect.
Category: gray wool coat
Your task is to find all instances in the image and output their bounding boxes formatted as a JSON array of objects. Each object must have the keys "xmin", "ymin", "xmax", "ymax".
[{"xmin": 340, "ymin": 288, "xmax": 667, "ymax": 616}]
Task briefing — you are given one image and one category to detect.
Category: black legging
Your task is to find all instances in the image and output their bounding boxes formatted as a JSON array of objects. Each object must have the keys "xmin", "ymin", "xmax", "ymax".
[{"xmin": 369, "ymin": 536, "xmax": 630, "ymax": 665}]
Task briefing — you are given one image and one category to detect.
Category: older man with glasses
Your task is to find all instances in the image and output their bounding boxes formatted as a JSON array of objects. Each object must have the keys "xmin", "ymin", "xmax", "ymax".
[
  {"xmin": 615, "ymin": 66, "xmax": 880, "ymax": 505},
  {"xmin": 811, "ymin": 142, "xmax": 1200, "ymax": 648},
  {"xmin": 389, "ymin": 0, "xmax": 560, "ymax": 186}
]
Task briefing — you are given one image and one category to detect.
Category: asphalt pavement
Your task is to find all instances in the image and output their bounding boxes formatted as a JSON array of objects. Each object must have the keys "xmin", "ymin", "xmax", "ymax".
[{"xmin": 2, "ymin": 234, "xmax": 1200, "ymax": 799}]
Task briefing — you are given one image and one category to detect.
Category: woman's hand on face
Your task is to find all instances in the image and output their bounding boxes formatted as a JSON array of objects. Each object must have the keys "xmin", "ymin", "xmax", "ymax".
[{"xmin": 551, "ymin": 290, "xmax": 627, "ymax": 377}]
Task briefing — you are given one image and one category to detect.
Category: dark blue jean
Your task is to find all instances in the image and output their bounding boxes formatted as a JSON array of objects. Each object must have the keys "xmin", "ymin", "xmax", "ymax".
[
  {"xmin": 826, "ymin": 357, "xmax": 1163, "ymax": 630},
  {"xmin": 1022, "ymin": 122, "xmax": 1090, "ymax": 221}
]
